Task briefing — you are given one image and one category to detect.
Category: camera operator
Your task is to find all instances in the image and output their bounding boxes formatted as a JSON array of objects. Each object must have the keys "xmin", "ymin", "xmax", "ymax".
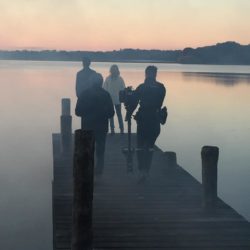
[{"xmin": 128, "ymin": 66, "xmax": 166, "ymax": 182}]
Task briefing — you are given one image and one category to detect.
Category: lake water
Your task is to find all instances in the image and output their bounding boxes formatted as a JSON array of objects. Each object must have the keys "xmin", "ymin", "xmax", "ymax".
[{"xmin": 0, "ymin": 60, "xmax": 250, "ymax": 250}]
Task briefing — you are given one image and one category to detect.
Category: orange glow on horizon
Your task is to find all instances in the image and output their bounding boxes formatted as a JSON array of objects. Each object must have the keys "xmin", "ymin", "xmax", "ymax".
[{"xmin": 1, "ymin": 0, "xmax": 250, "ymax": 51}]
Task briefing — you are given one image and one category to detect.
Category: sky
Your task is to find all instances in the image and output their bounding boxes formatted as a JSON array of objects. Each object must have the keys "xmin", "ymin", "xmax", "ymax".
[{"xmin": 0, "ymin": 0, "xmax": 250, "ymax": 51}]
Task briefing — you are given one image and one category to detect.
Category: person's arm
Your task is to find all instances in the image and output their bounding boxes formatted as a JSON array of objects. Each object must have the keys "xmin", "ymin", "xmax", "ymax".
[
  {"xmin": 75, "ymin": 92, "xmax": 89, "ymax": 117},
  {"xmin": 120, "ymin": 77, "xmax": 126, "ymax": 89},
  {"xmin": 102, "ymin": 77, "xmax": 109, "ymax": 91},
  {"xmin": 75, "ymin": 72, "xmax": 80, "ymax": 98},
  {"xmin": 75, "ymin": 96, "xmax": 82, "ymax": 117},
  {"xmin": 126, "ymin": 85, "xmax": 140, "ymax": 118},
  {"xmin": 159, "ymin": 85, "xmax": 166, "ymax": 108}
]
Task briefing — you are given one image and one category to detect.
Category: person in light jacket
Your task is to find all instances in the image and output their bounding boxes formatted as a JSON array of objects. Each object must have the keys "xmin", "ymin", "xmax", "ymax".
[{"xmin": 103, "ymin": 65, "xmax": 126, "ymax": 134}]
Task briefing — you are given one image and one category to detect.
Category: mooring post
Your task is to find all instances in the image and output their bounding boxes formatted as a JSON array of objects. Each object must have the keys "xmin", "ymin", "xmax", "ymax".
[
  {"xmin": 60, "ymin": 98, "xmax": 72, "ymax": 154},
  {"xmin": 163, "ymin": 151, "xmax": 177, "ymax": 168},
  {"xmin": 201, "ymin": 146, "xmax": 219, "ymax": 210},
  {"xmin": 71, "ymin": 130, "xmax": 95, "ymax": 250}
]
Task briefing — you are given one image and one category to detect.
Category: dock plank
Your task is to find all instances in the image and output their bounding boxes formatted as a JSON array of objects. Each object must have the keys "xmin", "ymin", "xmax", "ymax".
[{"xmin": 52, "ymin": 133, "xmax": 250, "ymax": 249}]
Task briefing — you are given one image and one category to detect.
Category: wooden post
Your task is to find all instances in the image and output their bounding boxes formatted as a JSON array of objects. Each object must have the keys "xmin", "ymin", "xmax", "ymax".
[
  {"xmin": 51, "ymin": 180, "xmax": 56, "ymax": 250},
  {"xmin": 61, "ymin": 98, "xmax": 71, "ymax": 116},
  {"xmin": 201, "ymin": 146, "xmax": 219, "ymax": 210},
  {"xmin": 60, "ymin": 98, "xmax": 72, "ymax": 154},
  {"xmin": 71, "ymin": 130, "xmax": 95, "ymax": 250},
  {"xmin": 163, "ymin": 151, "xmax": 177, "ymax": 167}
]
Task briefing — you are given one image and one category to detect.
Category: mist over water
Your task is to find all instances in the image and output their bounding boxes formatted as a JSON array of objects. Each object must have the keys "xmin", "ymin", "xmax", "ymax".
[{"xmin": 0, "ymin": 60, "xmax": 250, "ymax": 250}]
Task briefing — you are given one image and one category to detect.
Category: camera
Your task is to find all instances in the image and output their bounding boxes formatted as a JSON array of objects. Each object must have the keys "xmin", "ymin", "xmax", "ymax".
[{"xmin": 119, "ymin": 87, "xmax": 137, "ymax": 110}]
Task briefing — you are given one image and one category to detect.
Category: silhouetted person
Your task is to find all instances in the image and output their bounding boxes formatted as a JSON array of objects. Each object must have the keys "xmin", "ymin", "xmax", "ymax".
[
  {"xmin": 75, "ymin": 57, "xmax": 96, "ymax": 98},
  {"xmin": 103, "ymin": 65, "xmax": 126, "ymax": 134},
  {"xmin": 129, "ymin": 66, "xmax": 166, "ymax": 182},
  {"xmin": 75, "ymin": 73, "xmax": 115, "ymax": 175}
]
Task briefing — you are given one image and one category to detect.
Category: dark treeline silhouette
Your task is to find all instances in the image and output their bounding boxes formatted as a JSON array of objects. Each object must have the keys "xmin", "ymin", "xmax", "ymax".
[
  {"xmin": 0, "ymin": 49, "xmax": 180, "ymax": 63},
  {"xmin": 178, "ymin": 41, "xmax": 250, "ymax": 65},
  {"xmin": 0, "ymin": 41, "xmax": 250, "ymax": 65}
]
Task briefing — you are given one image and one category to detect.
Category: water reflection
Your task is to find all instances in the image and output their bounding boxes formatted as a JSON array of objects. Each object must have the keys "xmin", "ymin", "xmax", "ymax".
[
  {"xmin": 182, "ymin": 72, "xmax": 250, "ymax": 86},
  {"xmin": 0, "ymin": 61, "xmax": 250, "ymax": 250}
]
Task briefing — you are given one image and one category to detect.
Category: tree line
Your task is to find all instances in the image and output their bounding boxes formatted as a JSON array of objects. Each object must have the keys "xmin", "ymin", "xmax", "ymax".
[{"xmin": 0, "ymin": 41, "xmax": 249, "ymax": 65}]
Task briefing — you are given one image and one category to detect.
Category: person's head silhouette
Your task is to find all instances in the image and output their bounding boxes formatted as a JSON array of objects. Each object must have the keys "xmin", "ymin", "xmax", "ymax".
[
  {"xmin": 110, "ymin": 64, "xmax": 120, "ymax": 78},
  {"xmin": 82, "ymin": 57, "xmax": 91, "ymax": 69},
  {"xmin": 145, "ymin": 65, "xmax": 157, "ymax": 80}
]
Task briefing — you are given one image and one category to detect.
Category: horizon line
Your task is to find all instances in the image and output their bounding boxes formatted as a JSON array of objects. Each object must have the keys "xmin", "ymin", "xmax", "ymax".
[{"xmin": 0, "ymin": 41, "xmax": 249, "ymax": 53}]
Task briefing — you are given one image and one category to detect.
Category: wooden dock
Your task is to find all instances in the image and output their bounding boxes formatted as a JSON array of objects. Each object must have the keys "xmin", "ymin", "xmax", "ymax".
[{"xmin": 52, "ymin": 133, "xmax": 250, "ymax": 250}]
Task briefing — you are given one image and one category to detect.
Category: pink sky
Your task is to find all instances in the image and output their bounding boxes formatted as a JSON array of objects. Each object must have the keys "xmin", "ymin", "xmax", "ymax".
[{"xmin": 1, "ymin": 0, "xmax": 250, "ymax": 51}]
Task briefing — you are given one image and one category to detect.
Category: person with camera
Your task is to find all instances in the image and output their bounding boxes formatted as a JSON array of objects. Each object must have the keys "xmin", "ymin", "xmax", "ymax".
[
  {"xmin": 128, "ymin": 66, "xmax": 166, "ymax": 182},
  {"xmin": 103, "ymin": 64, "xmax": 126, "ymax": 134},
  {"xmin": 75, "ymin": 57, "xmax": 96, "ymax": 98},
  {"xmin": 75, "ymin": 73, "xmax": 115, "ymax": 176}
]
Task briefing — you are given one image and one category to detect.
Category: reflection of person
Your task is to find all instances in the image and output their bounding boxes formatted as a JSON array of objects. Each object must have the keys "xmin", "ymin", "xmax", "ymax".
[
  {"xmin": 103, "ymin": 65, "xmax": 126, "ymax": 134},
  {"xmin": 75, "ymin": 57, "xmax": 96, "ymax": 98},
  {"xmin": 75, "ymin": 73, "xmax": 115, "ymax": 176},
  {"xmin": 129, "ymin": 66, "xmax": 166, "ymax": 182}
]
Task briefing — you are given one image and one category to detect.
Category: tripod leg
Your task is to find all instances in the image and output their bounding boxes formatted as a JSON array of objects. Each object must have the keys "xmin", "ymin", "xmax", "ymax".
[{"xmin": 125, "ymin": 115, "xmax": 134, "ymax": 173}]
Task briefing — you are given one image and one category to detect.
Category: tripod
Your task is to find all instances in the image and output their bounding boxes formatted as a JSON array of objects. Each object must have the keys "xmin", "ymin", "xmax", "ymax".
[{"xmin": 122, "ymin": 112, "xmax": 134, "ymax": 173}]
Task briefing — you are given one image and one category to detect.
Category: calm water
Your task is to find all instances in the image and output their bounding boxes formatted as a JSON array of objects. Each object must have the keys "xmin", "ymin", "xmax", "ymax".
[{"xmin": 0, "ymin": 60, "xmax": 250, "ymax": 250}]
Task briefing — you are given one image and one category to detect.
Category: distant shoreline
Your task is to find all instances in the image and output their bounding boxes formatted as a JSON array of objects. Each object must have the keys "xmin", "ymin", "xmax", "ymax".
[
  {"xmin": 1, "ymin": 41, "xmax": 250, "ymax": 65},
  {"xmin": 0, "ymin": 58, "xmax": 176, "ymax": 64}
]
